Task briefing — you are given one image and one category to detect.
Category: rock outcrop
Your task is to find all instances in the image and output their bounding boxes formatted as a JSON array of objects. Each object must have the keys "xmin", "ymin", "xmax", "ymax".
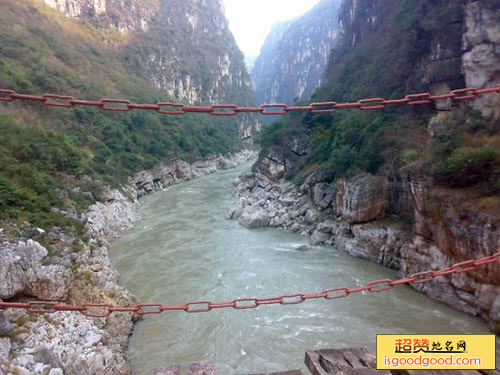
[
  {"xmin": 0, "ymin": 213, "xmax": 136, "ymax": 375},
  {"xmin": 251, "ymin": 0, "xmax": 342, "ymax": 105},
  {"xmin": 128, "ymin": 150, "xmax": 256, "ymax": 198},
  {"xmin": 336, "ymin": 174, "xmax": 389, "ymax": 223},
  {"xmin": 462, "ymin": 0, "xmax": 500, "ymax": 120},
  {"xmin": 0, "ymin": 240, "xmax": 73, "ymax": 301},
  {"xmin": 227, "ymin": 164, "xmax": 500, "ymax": 331}
]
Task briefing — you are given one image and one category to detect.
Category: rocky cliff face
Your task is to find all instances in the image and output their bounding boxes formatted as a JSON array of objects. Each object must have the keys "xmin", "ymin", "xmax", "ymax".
[
  {"xmin": 251, "ymin": 0, "xmax": 342, "ymax": 105},
  {"xmin": 462, "ymin": 0, "xmax": 500, "ymax": 120},
  {"xmin": 41, "ymin": 0, "xmax": 260, "ymax": 139},
  {"xmin": 41, "ymin": 0, "xmax": 152, "ymax": 30},
  {"xmin": 336, "ymin": 0, "xmax": 467, "ymax": 98},
  {"xmin": 250, "ymin": 20, "xmax": 293, "ymax": 95},
  {"xmin": 228, "ymin": 162, "xmax": 500, "ymax": 331},
  {"xmin": 230, "ymin": 0, "xmax": 500, "ymax": 331}
]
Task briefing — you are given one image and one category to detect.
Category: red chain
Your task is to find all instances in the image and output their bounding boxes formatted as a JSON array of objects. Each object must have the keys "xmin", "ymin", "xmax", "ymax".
[
  {"xmin": 0, "ymin": 85, "xmax": 499, "ymax": 116},
  {"xmin": 0, "ymin": 252, "xmax": 498, "ymax": 317}
]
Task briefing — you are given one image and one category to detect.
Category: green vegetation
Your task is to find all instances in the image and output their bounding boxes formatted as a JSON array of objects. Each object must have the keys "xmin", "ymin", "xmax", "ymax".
[
  {"xmin": 430, "ymin": 110, "xmax": 500, "ymax": 194},
  {"xmin": 401, "ymin": 149, "xmax": 418, "ymax": 165},
  {"xmin": 257, "ymin": 0, "xmax": 452, "ymax": 181},
  {"xmin": 0, "ymin": 0, "xmax": 246, "ymax": 229},
  {"xmin": 435, "ymin": 146, "xmax": 498, "ymax": 188},
  {"xmin": 257, "ymin": 0, "xmax": 499, "ymax": 215}
]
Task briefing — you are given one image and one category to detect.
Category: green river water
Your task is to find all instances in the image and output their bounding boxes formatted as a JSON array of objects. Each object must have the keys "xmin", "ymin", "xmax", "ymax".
[{"xmin": 109, "ymin": 161, "xmax": 490, "ymax": 374}]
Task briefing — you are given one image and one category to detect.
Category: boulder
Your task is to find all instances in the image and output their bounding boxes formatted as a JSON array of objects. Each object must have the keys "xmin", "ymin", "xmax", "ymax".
[
  {"xmin": 311, "ymin": 229, "xmax": 331, "ymax": 245},
  {"xmin": 296, "ymin": 244, "xmax": 312, "ymax": 251},
  {"xmin": 0, "ymin": 240, "xmax": 72, "ymax": 300},
  {"xmin": 336, "ymin": 173, "xmax": 389, "ymax": 223},
  {"xmin": 312, "ymin": 182, "xmax": 334, "ymax": 209},
  {"xmin": 239, "ymin": 208, "xmax": 270, "ymax": 228}
]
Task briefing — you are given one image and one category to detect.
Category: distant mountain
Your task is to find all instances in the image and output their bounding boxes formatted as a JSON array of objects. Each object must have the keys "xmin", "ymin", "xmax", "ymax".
[
  {"xmin": 251, "ymin": 0, "xmax": 342, "ymax": 105},
  {"xmin": 245, "ymin": 55, "xmax": 257, "ymax": 73}
]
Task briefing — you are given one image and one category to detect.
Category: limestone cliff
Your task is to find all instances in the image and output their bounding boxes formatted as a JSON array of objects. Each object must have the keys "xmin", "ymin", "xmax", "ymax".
[
  {"xmin": 462, "ymin": 0, "xmax": 500, "ymax": 120},
  {"xmin": 251, "ymin": 0, "xmax": 342, "ymax": 105},
  {"xmin": 41, "ymin": 0, "xmax": 260, "ymax": 139}
]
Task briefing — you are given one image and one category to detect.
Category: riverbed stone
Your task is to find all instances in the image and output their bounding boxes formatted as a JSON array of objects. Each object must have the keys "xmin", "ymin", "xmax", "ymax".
[
  {"xmin": 0, "ymin": 337, "xmax": 11, "ymax": 362},
  {"xmin": 296, "ymin": 244, "xmax": 312, "ymax": 251},
  {"xmin": 239, "ymin": 208, "xmax": 270, "ymax": 228}
]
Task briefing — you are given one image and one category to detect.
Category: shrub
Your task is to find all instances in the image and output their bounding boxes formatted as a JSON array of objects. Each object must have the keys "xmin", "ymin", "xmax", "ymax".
[
  {"xmin": 0, "ymin": 177, "xmax": 21, "ymax": 207},
  {"xmin": 401, "ymin": 149, "xmax": 418, "ymax": 165},
  {"xmin": 435, "ymin": 147, "xmax": 498, "ymax": 187}
]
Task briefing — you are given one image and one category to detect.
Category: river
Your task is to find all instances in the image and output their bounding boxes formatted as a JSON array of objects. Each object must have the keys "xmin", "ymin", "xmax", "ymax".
[{"xmin": 109, "ymin": 161, "xmax": 490, "ymax": 374}]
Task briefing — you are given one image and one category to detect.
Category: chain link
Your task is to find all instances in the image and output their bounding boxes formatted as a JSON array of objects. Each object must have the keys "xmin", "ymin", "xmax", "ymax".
[
  {"xmin": 1, "ymin": 85, "xmax": 498, "ymax": 116},
  {"xmin": 0, "ymin": 85, "xmax": 499, "ymax": 317},
  {"xmin": 1, "ymin": 252, "xmax": 496, "ymax": 317}
]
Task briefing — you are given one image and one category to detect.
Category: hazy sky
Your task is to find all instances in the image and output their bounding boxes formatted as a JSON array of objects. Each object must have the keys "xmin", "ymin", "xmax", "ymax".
[{"xmin": 222, "ymin": 0, "xmax": 320, "ymax": 57}]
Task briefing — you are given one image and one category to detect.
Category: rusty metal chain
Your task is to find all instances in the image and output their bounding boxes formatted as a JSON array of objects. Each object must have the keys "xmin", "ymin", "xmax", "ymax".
[
  {"xmin": 0, "ymin": 85, "xmax": 499, "ymax": 116},
  {"xmin": 0, "ymin": 252, "xmax": 498, "ymax": 317}
]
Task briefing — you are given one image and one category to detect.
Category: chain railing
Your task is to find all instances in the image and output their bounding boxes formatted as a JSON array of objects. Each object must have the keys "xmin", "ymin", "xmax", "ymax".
[
  {"xmin": 1, "ymin": 252, "xmax": 498, "ymax": 317},
  {"xmin": 1, "ymin": 85, "xmax": 499, "ymax": 116}
]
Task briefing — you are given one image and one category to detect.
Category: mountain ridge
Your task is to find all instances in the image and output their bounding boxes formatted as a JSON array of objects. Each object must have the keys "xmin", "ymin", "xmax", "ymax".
[{"xmin": 251, "ymin": 0, "xmax": 342, "ymax": 106}]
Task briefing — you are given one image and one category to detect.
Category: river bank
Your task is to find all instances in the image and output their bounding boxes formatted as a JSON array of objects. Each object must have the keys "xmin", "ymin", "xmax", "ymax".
[
  {"xmin": 0, "ymin": 150, "xmax": 256, "ymax": 375},
  {"xmin": 226, "ymin": 167, "xmax": 500, "ymax": 333},
  {"xmin": 108, "ymin": 160, "xmax": 490, "ymax": 375}
]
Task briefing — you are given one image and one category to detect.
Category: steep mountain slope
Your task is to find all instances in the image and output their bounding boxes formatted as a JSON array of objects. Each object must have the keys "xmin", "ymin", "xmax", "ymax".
[
  {"xmin": 243, "ymin": 0, "xmax": 500, "ymax": 330},
  {"xmin": 251, "ymin": 0, "xmax": 342, "ymax": 106},
  {"xmin": 0, "ymin": 0, "xmax": 257, "ymax": 227},
  {"xmin": 42, "ymin": 0, "xmax": 254, "ymax": 104}
]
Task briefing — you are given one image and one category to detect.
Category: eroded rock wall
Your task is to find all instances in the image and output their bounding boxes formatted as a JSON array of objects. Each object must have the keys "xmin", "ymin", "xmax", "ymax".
[
  {"xmin": 227, "ymin": 164, "xmax": 500, "ymax": 331},
  {"xmin": 462, "ymin": 0, "xmax": 500, "ymax": 120}
]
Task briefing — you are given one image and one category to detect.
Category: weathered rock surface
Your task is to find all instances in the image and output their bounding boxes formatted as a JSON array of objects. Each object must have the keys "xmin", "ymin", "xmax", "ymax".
[
  {"xmin": 86, "ymin": 188, "xmax": 139, "ymax": 244},
  {"xmin": 227, "ymin": 161, "xmax": 500, "ymax": 332},
  {"xmin": 462, "ymin": 0, "xmax": 500, "ymax": 120},
  {"xmin": 336, "ymin": 174, "xmax": 389, "ymax": 223},
  {"xmin": 129, "ymin": 150, "xmax": 256, "ymax": 198},
  {"xmin": 0, "ymin": 240, "xmax": 72, "ymax": 300}
]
